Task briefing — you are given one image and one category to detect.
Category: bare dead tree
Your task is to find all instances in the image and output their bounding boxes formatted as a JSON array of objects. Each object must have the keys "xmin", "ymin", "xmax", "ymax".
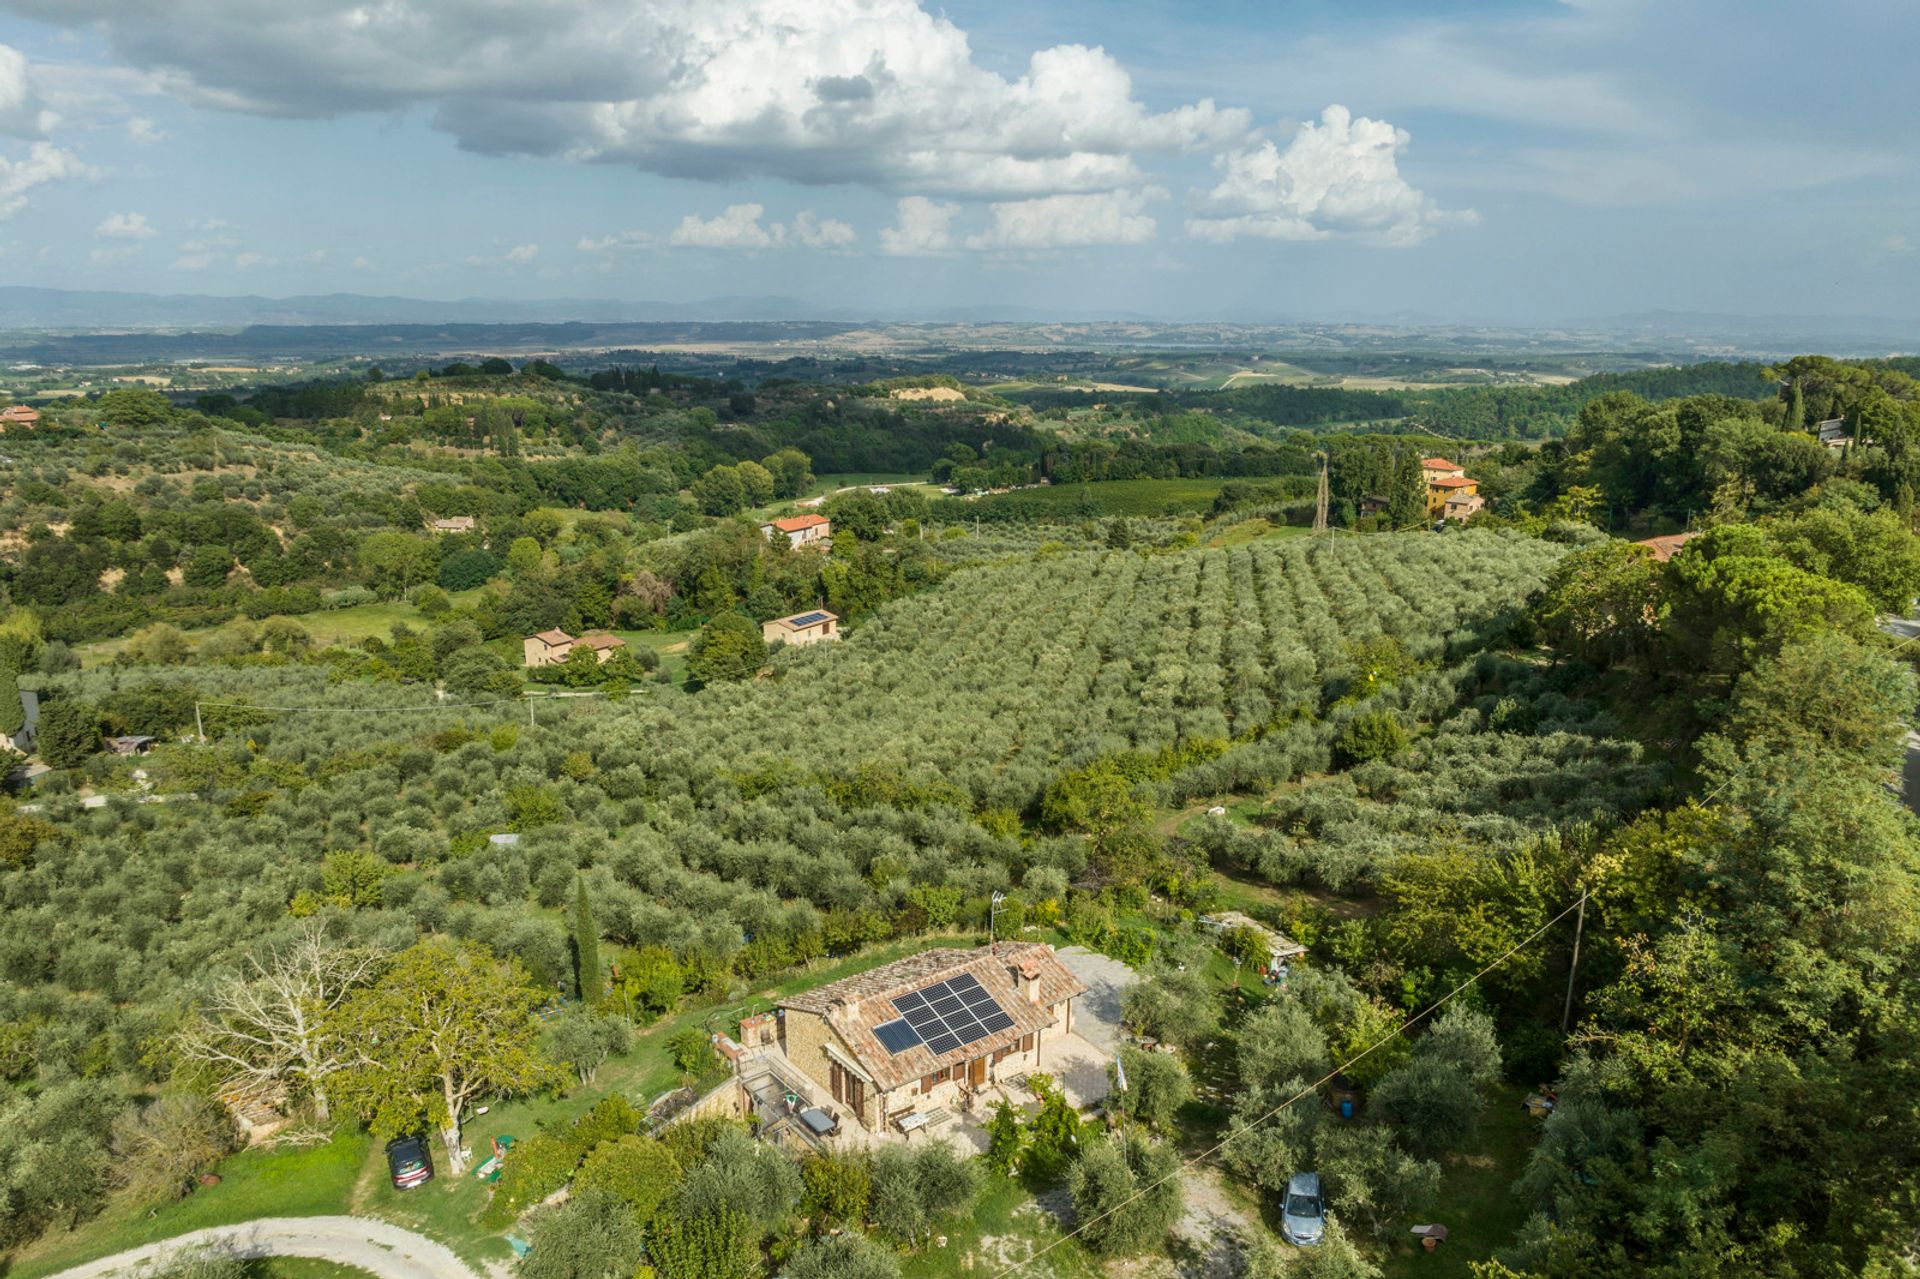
[{"xmin": 177, "ymin": 920, "xmax": 386, "ymax": 1124}]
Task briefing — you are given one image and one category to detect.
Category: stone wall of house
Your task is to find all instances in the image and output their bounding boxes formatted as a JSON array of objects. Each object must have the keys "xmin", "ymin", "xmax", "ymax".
[{"xmin": 780, "ymin": 1008, "xmax": 838, "ymax": 1101}]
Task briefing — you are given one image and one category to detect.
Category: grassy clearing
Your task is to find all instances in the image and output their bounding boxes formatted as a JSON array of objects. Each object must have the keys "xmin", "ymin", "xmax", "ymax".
[
  {"xmin": 1378, "ymin": 1085, "xmax": 1538, "ymax": 1278},
  {"xmin": 1205, "ymin": 518, "xmax": 1312, "ymax": 548},
  {"xmin": 9, "ymin": 1130, "xmax": 374, "ymax": 1279},
  {"xmin": 74, "ymin": 588, "xmax": 491, "ymax": 666},
  {"xmin": 947, "ymin": 478, "xmax": 1231, "ymax": 519},
  {"xmin": 253, "ymin": 1261, "xmax": 378, "ymax": 1279},
  {"xmin": 903, "ymin": 1175, "xmax": 1103, "ymax": 1279}
]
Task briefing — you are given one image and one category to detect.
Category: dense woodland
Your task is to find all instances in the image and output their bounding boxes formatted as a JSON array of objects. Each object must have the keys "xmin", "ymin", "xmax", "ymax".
[{"xmin": 1, "ymin": 352, "xmax": 1919, "ymax": 1279}]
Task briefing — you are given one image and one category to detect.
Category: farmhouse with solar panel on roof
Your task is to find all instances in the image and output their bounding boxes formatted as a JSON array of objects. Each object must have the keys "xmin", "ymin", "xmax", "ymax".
[{"xmin": 722, "ymin": 943, "xmax": 1092, "ymax": 1144}]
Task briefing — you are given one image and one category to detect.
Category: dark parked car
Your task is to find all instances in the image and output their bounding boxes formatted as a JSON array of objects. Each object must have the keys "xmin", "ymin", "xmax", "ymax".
[
  {"xmin": 386, "ymin": 1135, "xmax": 435, "ymax": 1190},
  {"xmin": 1282, "ymin": 1171, "xmax": 1325, "ymax": 1246}
]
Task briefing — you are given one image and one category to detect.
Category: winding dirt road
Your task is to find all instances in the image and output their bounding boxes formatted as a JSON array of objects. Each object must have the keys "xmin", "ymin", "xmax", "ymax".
[{"xmin": 44, "ymin": 1217, "xmax": 480, "ymax": 1279}]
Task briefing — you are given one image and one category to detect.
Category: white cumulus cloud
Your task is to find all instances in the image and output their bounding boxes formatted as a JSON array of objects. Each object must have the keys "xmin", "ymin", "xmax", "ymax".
[
  {"xmin": 466, "ymin": 242, "xmax": 539, "ymax": 267},
  {"xmin": 0, "ymin": 44, "xmax": 55, "ymax": 138},
  {"xmin": 879, "ymin": 196, "xmax": 959, "ymax": 257},
  {"xmin": 787, "ymin": 210, "xmax": 856, "ymax": 251},
  {"xmin": 0, "ymin": 141, "xmax": 93, "ymax": 219},
  {"xmin": 670, "ymin": 203, "xmax": 774, "ymax": 249},
  {"xmin": 965, "ymin": 189, "xmax": 1158, "ymax": 251},
  {"xmin": 577, "ymin": 228, "xmax": 654, "ymax": 254},
  {"xmin": 670, "ymin": 203, "xmax": 855, "ymax": 252},
  {"xmin": 96, "ymin": 210, "xmax": 158, "ymax": 239},
  {"xmin": 1186, "ymin": 106, "xmax": 1473, "ymax": 247},
  {"xmin": 8, "ymin": 0, "xmax": 1248, "ymax": 200}
]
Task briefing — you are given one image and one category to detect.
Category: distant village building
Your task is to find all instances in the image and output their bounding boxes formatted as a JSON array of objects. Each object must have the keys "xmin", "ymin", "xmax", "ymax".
[
  {"xmin": 762, "ymin": 610, "xmax": 839, "ymax": 647},
  {"xmin": 761, "ymin": 514, "xmax": 831, "ymax": 548},
  {"xmin": 750, "ymin": 944, "xmax": 1088, "ymax": 1134},
  {"xmin": 1633, "ymin": 531, "xmax": 1699, "ymax": 563},
  {"xmin": 1815, "ymin": 418, "xmax": 1853, "ymax": 450},
  {"xmin": 1428, "ymin": 475, "xmax": 1480, "ymax": 519},
  {"xmin": 429, "ymin": 515, "xmax": 477, "ymax": 534},
  {"xmin": 521, "ymin": 629, "xmax": 627, "ymax": 667},
  {"xmin": 0, "ymin": 405, "xmax": 40, "ymax": 430},
  {"xmin": 1420, "ymin": 457, "xmax": 1482, "ymax": 521},
  {"xmin": 104, "ymin": 735, "xmax": 156, "ymax": 756},
  {"xmin": 571, "ymin": 633, "xmax": 627, "ymax": 662}
]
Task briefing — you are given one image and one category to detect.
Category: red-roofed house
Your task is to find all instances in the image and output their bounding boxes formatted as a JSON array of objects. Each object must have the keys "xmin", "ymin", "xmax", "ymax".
[
  {"xmin": 761, "ymin": 513, "xmax": 831, "ymax": 548},
  {"xmin": 1421, "ymin": 457, "xmax": 1465, "ymax": 482},
  {"xmin": 0, "ymin": 405, "xmax": 41, "ymax": 431},
  {"xmin": 1427, "ymin": 473, "xmax": 1481, "ymax": 519}
]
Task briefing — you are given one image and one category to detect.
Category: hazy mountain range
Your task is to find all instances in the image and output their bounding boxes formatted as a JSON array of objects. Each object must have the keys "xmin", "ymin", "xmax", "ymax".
[{"xmin": 0, "ymin": 288, "xmax": 1913, "ymax": 363}]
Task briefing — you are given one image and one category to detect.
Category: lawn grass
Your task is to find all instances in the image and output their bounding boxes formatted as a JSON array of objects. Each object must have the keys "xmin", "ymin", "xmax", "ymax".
[
  {"xmin": 1377, "ymin": 1085, "xmax": 1539, "ymax": 1278},
  {"xmin": 901, "ymin": 1174, "xmax": 1103, "ymax": 1279},
  {"xmin": 938, "ymin": 478, "xmax": 1232, "ymax": 520},
  {"xmin": 74, "ymin": 588, "xmax": 490, "ymax": 667},
  {"xmin": 254, "ymin": 1260, "xmax": 377, "ymax": 1279},
  {"xmin": 9, "ymin": 1130, "xmax": 374, "ymax": 1279},
  {"xmin": 1205, "ymin": 518, "xmax": 1313, "ymax": 548}
]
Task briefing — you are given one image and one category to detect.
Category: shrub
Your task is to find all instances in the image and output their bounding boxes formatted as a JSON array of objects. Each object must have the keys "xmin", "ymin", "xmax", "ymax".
[{"xmin": 1333, "ymin": 711, "xmax": 1408, "ymax": 767}]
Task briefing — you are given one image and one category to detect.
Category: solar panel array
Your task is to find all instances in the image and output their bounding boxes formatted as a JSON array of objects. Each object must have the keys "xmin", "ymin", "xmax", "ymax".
[
  {"xmin": 872, "ymin": 1018, "xmax": 922, "ymax": 1054},
  {"xmin": 789, "ymin": 611, "xmax": 831, "ymax": 627},
  {"xmin": 881, "ymin": 972, "xmax": 1018, "ymax": 1057}
]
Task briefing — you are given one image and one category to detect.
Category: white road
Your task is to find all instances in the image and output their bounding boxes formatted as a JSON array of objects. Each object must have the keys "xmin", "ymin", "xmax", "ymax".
[{"xmin": 43, "ymin": 1217, "xmax": 482, "ymax": 1279}]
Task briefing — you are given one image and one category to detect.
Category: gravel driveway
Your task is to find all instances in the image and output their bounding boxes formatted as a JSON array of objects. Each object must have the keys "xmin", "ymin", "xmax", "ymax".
[
  {"xmin": 45, "ymin": 1217, "xmax": 480, "ymax": 1279},
  {"xmin": 1055, "ymin": 945, "xmax": 1140, "ymax": 1056}
]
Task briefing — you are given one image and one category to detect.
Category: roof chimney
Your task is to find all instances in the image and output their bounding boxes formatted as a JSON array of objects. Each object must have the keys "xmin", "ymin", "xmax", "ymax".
[{"xmin": 1014, "ymin": 957, "xmax": 1043, "ymax": 1004}]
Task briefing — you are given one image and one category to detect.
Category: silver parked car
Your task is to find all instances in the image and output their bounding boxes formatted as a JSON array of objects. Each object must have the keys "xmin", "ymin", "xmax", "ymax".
[{"xmin": 1282, "ymin": 1171, "xmax": 1326, "ymax": 1246}]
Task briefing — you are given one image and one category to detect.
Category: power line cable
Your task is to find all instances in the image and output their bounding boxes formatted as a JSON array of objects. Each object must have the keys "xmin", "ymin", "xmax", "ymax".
[{"xmin": 989, "ymin": 892, "xmax": 1591, "ymax": 1279}]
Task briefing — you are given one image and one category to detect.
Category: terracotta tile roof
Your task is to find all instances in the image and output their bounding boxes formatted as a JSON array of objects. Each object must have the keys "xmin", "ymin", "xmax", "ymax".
[
  {"xmin": 1633, "ymin": 531, "xmax": 1698, "ymax": 563},
  {"xmin": 1, "ymin": 405, "xmax": 40, "ymax": 421},
  {"xmin": 1429, "ymin": 475, "xmax": 1477, "ymax": 489},
  {"xmin": 574, "ymin": 632, "xmax": 626, "ymax": 650},
  {"xmin": 530, "ymin": 628, "xmax": 573, "ymax": 646},
  {"xmin": 770, "ymin": 514, "xmax": 830, "ymax": 532},
  {"xmin": 781, "ymin": 943, "xmax": 1088, "ymax": 1093},
  {"xmin": 1421, "ymin": 457, "xmax": 1461, "ymax": 470}
]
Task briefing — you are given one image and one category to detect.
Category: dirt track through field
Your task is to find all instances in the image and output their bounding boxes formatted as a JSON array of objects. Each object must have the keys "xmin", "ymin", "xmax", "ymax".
[{"xmin": 44, "ymin": 1217, "xmax": 479, "ymax": 1279}]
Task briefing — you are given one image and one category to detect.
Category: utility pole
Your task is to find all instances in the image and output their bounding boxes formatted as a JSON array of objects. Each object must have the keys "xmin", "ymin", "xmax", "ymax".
[
  {"xmin": 1561, "ymin": 891, "xmax": 1589, "ymax": 1032},
  {"xmin": 194, "ymin": 702, "xmax": 206, "ymax": 745}
]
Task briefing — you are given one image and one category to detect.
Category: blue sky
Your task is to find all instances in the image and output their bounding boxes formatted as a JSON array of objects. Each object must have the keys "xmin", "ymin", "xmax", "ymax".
[{"xmin": 0, "ymin": 0, "xmax": 1913, "ymax": 321}]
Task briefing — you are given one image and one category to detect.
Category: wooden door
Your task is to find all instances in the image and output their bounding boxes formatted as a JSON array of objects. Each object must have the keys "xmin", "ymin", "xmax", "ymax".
[{"xmin": 969, "ymin": 1056, "xmax": 987, "ymax": 1087}]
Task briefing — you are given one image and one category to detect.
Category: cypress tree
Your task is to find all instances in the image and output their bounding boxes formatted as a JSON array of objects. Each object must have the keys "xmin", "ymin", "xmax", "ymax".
[
  {"xmin": 573, "ymin": 875, "xmax": 603, "ymax": 1004},
  {"xmin": 0, "ymin": 667, "xmax": 21, "ymax": 739},
  {"xmin": 1387, "ymin": 447, "xmax": 1426, "ymax": 529},
  {"xmin": 1787, "ymin": 381, "xmax": 1805, "ymax": 431}
]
